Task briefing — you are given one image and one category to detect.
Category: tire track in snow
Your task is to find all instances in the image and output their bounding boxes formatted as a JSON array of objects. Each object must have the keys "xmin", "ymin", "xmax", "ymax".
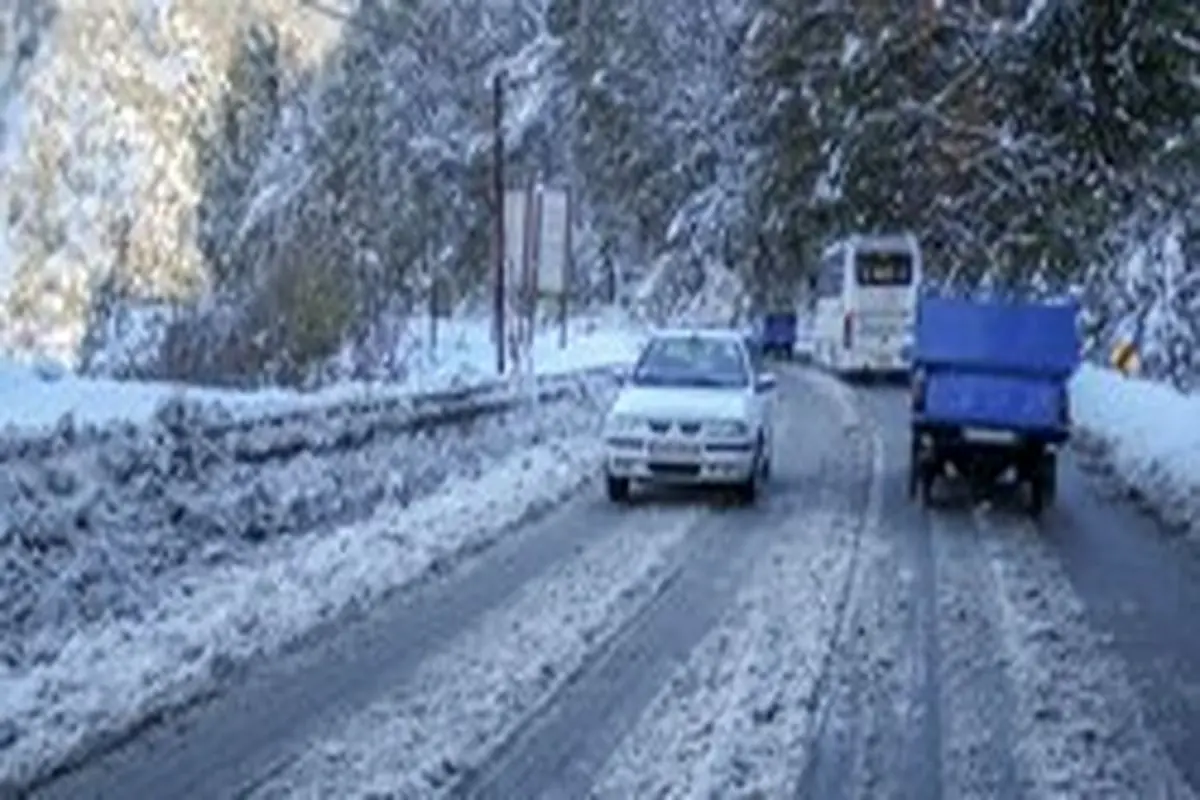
[
  {"xmin": 794, "ymin": 379, "xmax": 1195, "ymax": 800},
  {"xmin": 974, "ymin": 506, "xmax": 1197, "ymax": 799},
  {"xmin": 590, "ymin": 500, "xmax": 869, "ymax": 799},
  {"xmin": 240, "ymin": 504, "xmax": 708, "ymax": 798},
  {"xmin": 450, "ymin": 500, "xmax": 774, "ymax": 800},
  {"xmin": 924, "ymin": 503, "xmax": 1022, "ymax": 798},
  {"xmin": 790, "ymin": 383, "xmax": 938, "ymax": 800},
  {"xmin": 447, "ymin": 367, "xmax": 851, "ymax": 799},
  {"xmin": 588, "ymin": 369, "xmax": 880, "ymax": 799}
]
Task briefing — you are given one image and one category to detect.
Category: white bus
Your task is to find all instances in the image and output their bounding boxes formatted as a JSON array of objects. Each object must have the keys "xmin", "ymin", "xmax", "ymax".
[{"xmin": 811, "ymin": 233, "xmax": 922, "ymax": 376}]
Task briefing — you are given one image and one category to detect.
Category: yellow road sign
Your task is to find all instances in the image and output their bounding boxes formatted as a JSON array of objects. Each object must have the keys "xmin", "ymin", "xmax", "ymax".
[{"xmin": 1111, "ymin": 341, "xmax": 1138, "ymax": 375}]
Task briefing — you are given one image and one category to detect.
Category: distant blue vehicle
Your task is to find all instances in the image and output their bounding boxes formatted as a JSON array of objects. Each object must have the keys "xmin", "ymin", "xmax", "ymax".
[
  {"xmin": 908, "ymin": 294, "xmax": 1081, "ymax": 516},
  {"xmin": 757, "ymin": 311, "xmax": 797, "ymax": 359}
]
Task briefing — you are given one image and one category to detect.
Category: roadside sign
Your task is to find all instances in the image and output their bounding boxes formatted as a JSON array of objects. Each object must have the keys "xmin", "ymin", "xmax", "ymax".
[
  {"xmin": 1112, "ymin": 340, "xmax": 1139, "ymax": 376},
  {"xmin": 503, "ymin": 188, "xmax": 531, "ymax": 289},
  {"xmin": 533, "ymin": 186, "xmax": 570, "ymax": 294}
]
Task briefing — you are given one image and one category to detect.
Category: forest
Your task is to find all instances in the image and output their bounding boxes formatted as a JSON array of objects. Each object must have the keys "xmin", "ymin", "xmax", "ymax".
[{"xmin": 1, "ymin": 0, "xmax": 1198, "ymax": 386}]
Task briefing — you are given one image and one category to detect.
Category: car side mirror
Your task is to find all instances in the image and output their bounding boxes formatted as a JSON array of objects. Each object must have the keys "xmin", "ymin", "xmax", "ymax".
[{"xmin": 755, "ymin": 372, "xmax": 777, "ymax": 393}]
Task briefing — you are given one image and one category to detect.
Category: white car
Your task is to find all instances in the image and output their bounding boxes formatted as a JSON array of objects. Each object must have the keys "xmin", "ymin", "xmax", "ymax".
[{"xmin": 602, "ymin": 328, "xmax": 777, "ymax": 504}]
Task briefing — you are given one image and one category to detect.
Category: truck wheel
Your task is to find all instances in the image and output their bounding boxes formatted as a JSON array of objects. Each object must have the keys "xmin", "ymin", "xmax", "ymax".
[
  {"xmin": 918, "ymin": 465, "xmax": 937, "ymax": 506},
  {"xmin": 1025, "ymin": 449, "xmax": 1055, "ymax": 518},
  {"xmin": 1039, "ymin": 452, "xmax": 1057, "ymax": 506},
  {"xmin": 606, "ymin": 474, "xmax": 630, "ymax": 503},
  {"xmin": 1027, "ymin": 476, "xmax": 1044, "ymax": 518},
  {"xmin": 910, "ymin": 435, "xmax": 935, "ymax": 504},
  {"xmin": 1026, "ymin": 461, "xmax": 1045, "ymax": 518}
]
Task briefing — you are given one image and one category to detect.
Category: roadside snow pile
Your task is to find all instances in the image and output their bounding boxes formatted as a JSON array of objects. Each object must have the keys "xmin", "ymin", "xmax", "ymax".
[
  {"xmin": 0, "ymin": 319, "xmax": 644, "ymax": 432},
  {"xmin": 1070, "ymin": 364, "xmax": 1200, "ymax": 536},
  {"xmin": 0, "ymin": 314, "xmax": 644, "ymax": 790},
  {"xmin": 390, "ymin": 313, "xmax": 643, "ymax": 392},
  {"xmin": 0, "ymin": 369, "xmax": 621, "ymax": 791}
]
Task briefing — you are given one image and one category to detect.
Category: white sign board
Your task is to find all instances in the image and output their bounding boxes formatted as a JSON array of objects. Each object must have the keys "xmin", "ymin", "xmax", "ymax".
[
  {"xmin": 503, "ymin": 188, "xmax": 531, "ymax": 289},
  {"xmin": 534, "ymin": 186, "xmax": 570, "ymax": 294},
  {"xmin": 504, "ymin": 186, "xmax": 538, "ymax": 374}
]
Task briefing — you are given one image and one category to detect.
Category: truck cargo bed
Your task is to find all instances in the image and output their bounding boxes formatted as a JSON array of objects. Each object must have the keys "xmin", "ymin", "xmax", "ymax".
[{"xmin": 914, "ymin": 296, "xmax": 1079, "ymax": 379}]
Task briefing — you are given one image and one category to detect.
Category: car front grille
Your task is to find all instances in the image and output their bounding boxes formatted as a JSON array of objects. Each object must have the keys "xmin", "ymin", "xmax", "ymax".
[{"xmin": 647, "ymin": 419, "xmax": 702, "ymax": 436}]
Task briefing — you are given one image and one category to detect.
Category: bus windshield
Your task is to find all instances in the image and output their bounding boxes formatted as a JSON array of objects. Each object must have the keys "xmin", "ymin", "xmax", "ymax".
[{"xmin": 855, "ymin": 251, "xmax": 914, "ymax": 287}]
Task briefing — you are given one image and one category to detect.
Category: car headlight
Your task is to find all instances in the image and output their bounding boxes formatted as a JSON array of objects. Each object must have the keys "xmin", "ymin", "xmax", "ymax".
[{"xmin": 706, "ymin": 419, "xmax": 749, "ymax": 438}]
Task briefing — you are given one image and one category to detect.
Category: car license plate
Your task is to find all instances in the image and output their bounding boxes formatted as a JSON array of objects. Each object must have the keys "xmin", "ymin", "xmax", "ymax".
[
  {"xmin": 649, "ymin": 441, "xmax": 700, "ymax": 458},
  {"xmin": 963, "ymin": 427, "xmax": 1016, "ymax": 445}
]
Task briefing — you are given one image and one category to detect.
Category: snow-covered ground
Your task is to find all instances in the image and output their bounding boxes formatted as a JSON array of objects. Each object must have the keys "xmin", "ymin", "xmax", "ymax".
[
  {"xmin": 5, "ymin": 314, "xmax": 1197, "ymax": 794},
  {"xmin": 970, "ymin": 506, "xmax": 1193, "ymax": 797},
  {"xmin": 1, "ymin": 315, "xmax": 644, "ymax": 432},
  {"xmin": 1070, "ymin": 364, "xmax": 1200, "ymax": 539},
  {"xmin": 0, "ymin": 314, "xmax": 645, "ymax": 790},
  {"xmin": 233, "ymin": 350, "xmax": 876, "ymax": 800},
  {"xmin": 0, "ymin": 370, "xmax": 622, "ymax": 789},
  {"xmin": 250, "ymin": 505, "xmax": 703, "ymax": 797},
  {"xmin": 593, "ymin": 382, "xmax": 874, "ymax": 799}
]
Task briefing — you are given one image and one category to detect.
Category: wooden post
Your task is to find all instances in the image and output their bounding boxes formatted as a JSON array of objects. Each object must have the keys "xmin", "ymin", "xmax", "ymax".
[
  {"xmin": 492, "ymin": 71, "xmax": 506, "ymax": 375},
  {"xmin": 560, "ymin": 192, "xmax": 572, "ymax": 348}
]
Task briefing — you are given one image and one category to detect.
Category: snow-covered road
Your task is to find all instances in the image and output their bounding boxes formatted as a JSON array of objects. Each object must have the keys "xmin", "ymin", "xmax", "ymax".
[{"xmin": 21, "ymin": 367, "xmax": 1200, "ymax": 799}]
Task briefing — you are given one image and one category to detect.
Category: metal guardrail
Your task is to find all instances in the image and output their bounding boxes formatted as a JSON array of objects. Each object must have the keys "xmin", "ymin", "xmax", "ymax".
[{"xmin": 0, "ymin": 366, "xmax": 626, "ymax": 465}]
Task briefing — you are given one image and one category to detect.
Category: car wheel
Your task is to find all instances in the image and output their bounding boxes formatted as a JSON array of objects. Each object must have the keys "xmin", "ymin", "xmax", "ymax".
[
  {"xmin": 606, "ymin": 474, "xmax": 631, "ymax": 503},
  {"xmin": 736, "ymin": 438, "xmax": 765, "ymax": 505},
  {"xmin": 734, "ymin": 476, "xmax": 758, "ymax": 505}
]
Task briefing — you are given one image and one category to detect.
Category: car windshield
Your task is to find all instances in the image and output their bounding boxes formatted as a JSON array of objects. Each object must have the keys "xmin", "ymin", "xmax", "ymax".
[{"xmin": 631, "ymin": 335, "xmax": 750, "ymax": 389}]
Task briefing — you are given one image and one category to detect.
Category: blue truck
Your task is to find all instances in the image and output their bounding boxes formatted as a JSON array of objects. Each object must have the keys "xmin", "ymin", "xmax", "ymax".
[
  {"xmin": 757, "ymin": 311, "xmax": 797, "ymax": 360},
  {"xmin": 908, "ymin": 294, "xmax": 1080, "ymax": 516}
]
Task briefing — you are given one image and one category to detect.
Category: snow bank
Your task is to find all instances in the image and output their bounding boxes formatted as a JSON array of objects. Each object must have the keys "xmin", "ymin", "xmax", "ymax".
[
  {"xmin": 0, "ymin": 314, "xmax": 646, "ymax": 789},
  {"xmin": 0, "ymin": 319, "xmax": 644, "ymax": 432},
  {"xmin": 0, "ymin": 370, "xmax": 621, "ymax": 791},
  {"xmin": 1069, "ymin": 364, "xmax": 1200, "ymax": 537}
]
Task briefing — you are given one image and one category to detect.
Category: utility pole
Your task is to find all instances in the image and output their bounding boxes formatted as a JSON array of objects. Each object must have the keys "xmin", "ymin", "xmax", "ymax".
[
  {"xmin": 607, "ymin": 244, "xmax": 617, "ymax": 305},
  {"xmin": 492, "ymin": 71, "xmax": 506, "ymax": 375}
]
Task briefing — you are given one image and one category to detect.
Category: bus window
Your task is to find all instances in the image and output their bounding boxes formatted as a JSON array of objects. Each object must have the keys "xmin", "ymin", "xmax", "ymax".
[
  {"xmin": 816, "ymin": 252, "xmax": 844, "ymax": 297},
  {"xmin": 855, "ymin": 251, "xmax": 913, "ymax": 286}
]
